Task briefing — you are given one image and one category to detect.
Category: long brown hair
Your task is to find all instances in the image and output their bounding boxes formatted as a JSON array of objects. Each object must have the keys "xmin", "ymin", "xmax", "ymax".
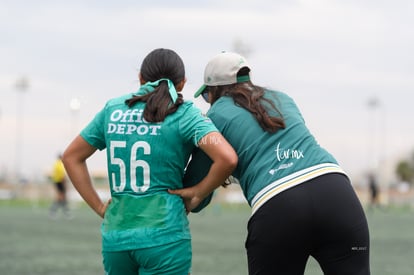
[
  {"xmin": 125, "ymin": 48, "xmax": 185, "ymax": 122},
  {"xmin": 209, "ymin": 68, "xmax": 285, "ymax": 133}
]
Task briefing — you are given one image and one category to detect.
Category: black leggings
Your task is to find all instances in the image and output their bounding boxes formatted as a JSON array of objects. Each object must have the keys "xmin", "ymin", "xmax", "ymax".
[{"xmin": 246, "ymin": 173, "xmax": 370, "ymax": 275}]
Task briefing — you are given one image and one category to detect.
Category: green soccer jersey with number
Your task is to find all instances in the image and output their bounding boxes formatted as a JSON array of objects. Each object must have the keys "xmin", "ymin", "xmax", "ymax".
[{"xmin": 80, "ymin": 93, "xmax": 217, "ymax": 252}]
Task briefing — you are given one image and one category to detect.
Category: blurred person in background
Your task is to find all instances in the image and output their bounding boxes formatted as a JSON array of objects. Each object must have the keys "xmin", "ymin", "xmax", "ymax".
[
  {"xmin": 368, "ymin": 173, "xmax": 380, "ymax": 209},
  {"xmin": 49, "ymin": 154, "xmax": 71, "ymax": 219}
]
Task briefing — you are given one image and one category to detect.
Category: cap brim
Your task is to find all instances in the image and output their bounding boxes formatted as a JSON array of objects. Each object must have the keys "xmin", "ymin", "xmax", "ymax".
[
  {"xmin": 194, "ymin": 75, "xmax": 250, "ymax": 98},
  {"xmin": 194, "ymin": 84, "xmax": 207, "ymax": 98}
]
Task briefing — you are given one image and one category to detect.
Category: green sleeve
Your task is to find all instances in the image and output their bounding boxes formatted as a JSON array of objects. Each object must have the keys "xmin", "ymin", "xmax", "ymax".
[
  {"xmin": 179, "ymin": 103, "xmax": 218, "ymax": 146},
  {"xmin": 183, "ymin": 148, "xmax": 214, "ymax": 213},
  {"xmin": 80, "ymin": 107, "xmax": 107, "ymax": 150}
]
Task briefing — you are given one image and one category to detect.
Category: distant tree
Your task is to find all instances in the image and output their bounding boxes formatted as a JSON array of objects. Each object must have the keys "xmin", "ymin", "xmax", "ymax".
[
  {"xmin": 395, "ymin": 160, "xmax": 414, "ymax": 185},
  {"xmin": 232, "ymin": 38, "xmax": 252, "ymax": 58}
]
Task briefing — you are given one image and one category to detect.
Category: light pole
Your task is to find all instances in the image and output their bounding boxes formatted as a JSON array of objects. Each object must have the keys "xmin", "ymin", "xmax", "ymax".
[
  {"xmin": 69, "ymin": 97, "xmax": 81, "ymax": 136},
  {"xmin": 15, "ymin": 76, "xmax": 29, "ymax": 183},
  {"xmin": 367, "ymin": 96, "xmax": 387, "ymax": 204},
  {"xmin": 367, "ymin": 97, "xmax": 380, "ymax": 171}
]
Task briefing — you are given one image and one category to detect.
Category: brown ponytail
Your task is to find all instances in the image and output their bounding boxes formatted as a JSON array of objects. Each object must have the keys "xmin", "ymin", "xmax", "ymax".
[
  {"xmin": 125, "ymin": 48, "xmax": 185, "ymax": 122},
  {"xmin": 209, "ymin": 68, "xmax": 285, "ymax": 133}
]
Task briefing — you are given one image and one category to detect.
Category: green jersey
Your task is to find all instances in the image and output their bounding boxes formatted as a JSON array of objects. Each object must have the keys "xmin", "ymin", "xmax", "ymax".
[
  {"xmin": 81, "ymin": 93, "xmax": 217, "ymax": 252},
  {"xmin": 189, "ymin": 90, "xmax": 346, "ymax": 214}
]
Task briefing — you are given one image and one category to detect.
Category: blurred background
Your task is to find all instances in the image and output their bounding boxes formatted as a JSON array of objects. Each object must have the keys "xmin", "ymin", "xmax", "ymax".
[{"xmin": 1, "ymin": 0, "xmax": 413, "ymax": 206}]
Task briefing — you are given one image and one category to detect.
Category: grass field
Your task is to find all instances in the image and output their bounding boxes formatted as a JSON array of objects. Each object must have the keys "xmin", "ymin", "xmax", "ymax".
[{"xmin": 0, "ymin": 200, "xmax": 413, "ymax": 275}]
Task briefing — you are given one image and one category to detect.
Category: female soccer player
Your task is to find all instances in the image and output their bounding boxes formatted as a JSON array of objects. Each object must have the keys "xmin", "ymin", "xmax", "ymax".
[
  {"xmin": 171, "ymin": 52, "xmax": 370, "ymax": 275},
  {"xmin": 62, "ymin": 48, "xmax": 237, "ymax": 275}
]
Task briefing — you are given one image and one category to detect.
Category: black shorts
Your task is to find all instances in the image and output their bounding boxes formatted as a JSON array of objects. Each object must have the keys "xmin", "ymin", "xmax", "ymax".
[
  {"xmin": 246, "ymin": 173, "xmax": 370, "ymax": 275},
  {"xmin": 54, "ymin": 182, "xmax": 66, "ymax": 193}
]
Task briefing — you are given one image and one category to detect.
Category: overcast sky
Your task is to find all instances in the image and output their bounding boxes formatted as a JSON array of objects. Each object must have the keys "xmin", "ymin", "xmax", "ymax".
[{"xmin": 1, "ymin": 0, "xmax": 413, "ymax": 184}]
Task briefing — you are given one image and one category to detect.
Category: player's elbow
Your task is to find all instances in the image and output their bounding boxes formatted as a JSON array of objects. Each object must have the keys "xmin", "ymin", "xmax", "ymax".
[
  {"xmin": 61, "ymin": 150, "xmax": 73, "ymax": 170},
  {"xmin": 222, "ymin": 151, "xmax": 238, "ymax": 174},
  {"xmin": 61, "ymin": 148, "xmax": 82, "ymax": 169}
]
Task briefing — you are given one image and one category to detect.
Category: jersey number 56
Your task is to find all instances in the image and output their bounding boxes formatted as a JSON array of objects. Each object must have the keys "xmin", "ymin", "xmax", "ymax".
[{"xmin": 109, "ymin": 140, "xmax": 150, "ymax": 193}]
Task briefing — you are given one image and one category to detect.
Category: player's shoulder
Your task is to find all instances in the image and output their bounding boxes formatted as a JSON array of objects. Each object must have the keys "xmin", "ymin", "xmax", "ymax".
[
  {"xmin": 265, "ymin": 89, "xmax": 293, "ymax": 101},
  {"xmin": 180, "ymin": 100, "xmax": 197, "ymax": 110},
  {"xmin": 104, "ymin": 93, "xmax": 135, "ymax": 107},
  {"xmin": 209, "ymin": 96, "xmax": 241, "ymax": 117},
  {"xmin": 175, "ymin": 100, "xmax": 204, "ymax": 116}
]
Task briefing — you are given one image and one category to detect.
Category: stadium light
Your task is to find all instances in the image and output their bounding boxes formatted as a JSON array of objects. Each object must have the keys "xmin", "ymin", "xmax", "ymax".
[
  {"xmin": 69, "ymin": 97, "xmax": 81, "ymax": 136},
  {"xmin": 14, "ymin": 76, "xmax": 29, "ymax": 183},
  {"xmin": 367, "ymin": 96, "xmax": 389, "ymax": 202}
]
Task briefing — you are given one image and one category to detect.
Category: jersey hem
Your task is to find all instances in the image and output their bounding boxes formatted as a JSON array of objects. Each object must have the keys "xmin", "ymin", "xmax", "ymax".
[{"xmin": 251, "ymin": 163, "xmax": 347, "ymax": 215}]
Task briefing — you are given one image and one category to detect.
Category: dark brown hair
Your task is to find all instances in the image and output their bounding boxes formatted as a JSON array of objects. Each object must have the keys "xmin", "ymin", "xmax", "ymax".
[
  {"xmin": 209, "ymin": 67, "xmax": 286, "ymax": 133},
  {"xmin": 125, "ymin": 48, "xmax": 185, "ymax": 122}
]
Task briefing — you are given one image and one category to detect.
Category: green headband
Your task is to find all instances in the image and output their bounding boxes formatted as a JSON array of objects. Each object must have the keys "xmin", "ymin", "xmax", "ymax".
[{"xmin": 136, "ymin": 78, "xmax": 178, "ymax": 103}]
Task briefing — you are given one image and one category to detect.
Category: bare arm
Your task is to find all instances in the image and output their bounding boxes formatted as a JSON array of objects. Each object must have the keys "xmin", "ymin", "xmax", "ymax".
[
  {"xmin": 170, "ymin": 131, "xmax": 237, "ymax": 212},
  {"xmin": 62, "ymin": 135, "xmax": 110, "ymax": 218}
]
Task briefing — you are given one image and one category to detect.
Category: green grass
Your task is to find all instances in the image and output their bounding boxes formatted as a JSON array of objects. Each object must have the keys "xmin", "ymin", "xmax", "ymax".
[
  {"xmin": 0, "ymin": 202, "xmax": 103, "ymax": 275},
  {"xmin": 0, "ymin": 201, "xmax": 413, "ymax": 274}
]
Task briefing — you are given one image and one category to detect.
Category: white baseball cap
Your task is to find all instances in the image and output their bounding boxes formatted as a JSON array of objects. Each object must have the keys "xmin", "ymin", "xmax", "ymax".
[{"xmin": 194, "ymin": 52, "xmax": 250, "ymax": 98}]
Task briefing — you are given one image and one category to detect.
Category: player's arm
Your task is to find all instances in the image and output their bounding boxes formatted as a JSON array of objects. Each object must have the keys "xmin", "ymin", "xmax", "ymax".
[
  {"xmin": 62, "ymin": 135, "xmax": 110, "ymax": 218},
  {"xmin": 170, "ymin": 131, "xmax": 237, "ymax": 213},
  {"xmin": 183, "ymin": 147, "xmax": 213, "ymax": 212}
]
